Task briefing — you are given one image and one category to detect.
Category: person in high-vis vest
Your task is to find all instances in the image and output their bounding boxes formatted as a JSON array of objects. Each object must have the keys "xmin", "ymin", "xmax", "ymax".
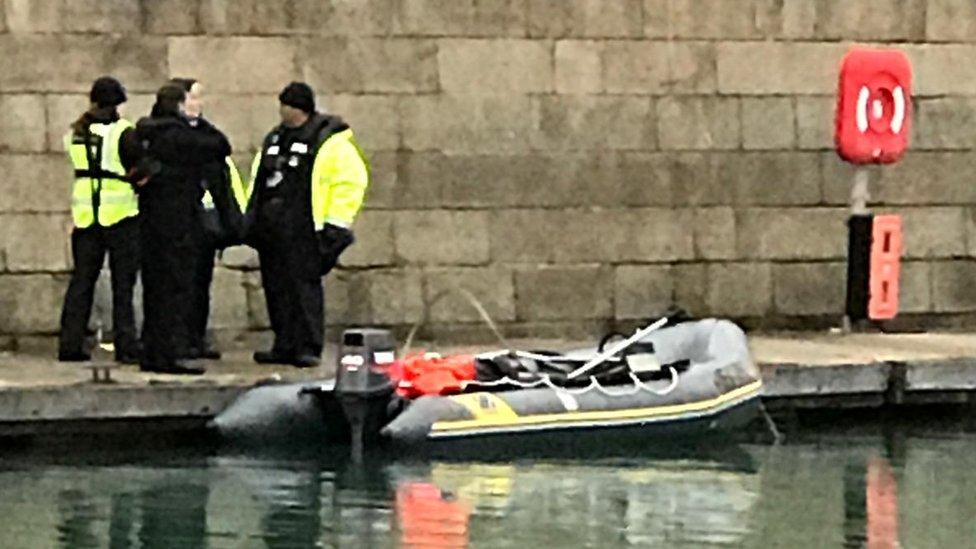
[
  {"xmin": 58, "ymin": 76, "xmax": 143, "ymax": 364},
  {"xmin": 135, "ymin": 84, "xmax": 231, "ymax": 375},
  {"xmin": 170, "ymin": 78, "xmax": 248, "ymax": 361},
  {"xmin": 248, "ymin": 82, "xmax": 368, "ymax": 368}
]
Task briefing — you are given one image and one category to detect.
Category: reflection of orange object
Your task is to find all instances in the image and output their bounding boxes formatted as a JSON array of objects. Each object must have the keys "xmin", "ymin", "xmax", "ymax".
[
  {"xmin": 866, "ymin": 458, "xmax": 900, "ymax": 549},
  {"xmin": 390, "ymin": 353, "xmax": 477, "ymax": 399},
  {"xmin": 868, "ymin": 215, "xmax": 902, "ymax": 320},
  {"xmin": 396, "ymin": 482, "xmax": 470, "ymax": 548}
]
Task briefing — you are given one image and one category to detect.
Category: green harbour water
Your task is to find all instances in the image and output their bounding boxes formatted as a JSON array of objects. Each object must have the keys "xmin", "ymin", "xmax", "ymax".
[{"xmin": 1, "ymin": 414, "xmax": 974, "ymax": 548}]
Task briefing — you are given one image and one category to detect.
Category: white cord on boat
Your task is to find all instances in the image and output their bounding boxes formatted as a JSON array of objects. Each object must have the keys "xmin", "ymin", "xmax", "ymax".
[{"xmin": 458, "ymin": 367, "xmax": 680, "ymax": 398}]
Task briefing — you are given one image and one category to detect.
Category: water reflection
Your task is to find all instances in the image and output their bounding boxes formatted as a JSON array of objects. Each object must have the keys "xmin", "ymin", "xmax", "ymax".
[{"xmin": 2, "ymin": 422, "xmax": 976, "ymax": 548}]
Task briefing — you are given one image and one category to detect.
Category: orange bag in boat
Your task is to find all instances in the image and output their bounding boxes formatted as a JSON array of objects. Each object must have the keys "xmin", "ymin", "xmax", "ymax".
[{"xmin": 391, "ymin": 353, "xmax": 477, "ymax": 398}]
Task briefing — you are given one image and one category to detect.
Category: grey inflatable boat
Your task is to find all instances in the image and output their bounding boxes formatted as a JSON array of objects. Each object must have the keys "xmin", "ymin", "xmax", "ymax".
[{"xmin": 212, "ymin": 318, "xmax": 763, "ymax": 453}]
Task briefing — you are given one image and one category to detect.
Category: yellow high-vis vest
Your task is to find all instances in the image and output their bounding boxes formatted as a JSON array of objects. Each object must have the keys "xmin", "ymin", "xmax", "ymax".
[{"xmin": 63, "ymin": 119, "xmax": 138, "ymax": 229}]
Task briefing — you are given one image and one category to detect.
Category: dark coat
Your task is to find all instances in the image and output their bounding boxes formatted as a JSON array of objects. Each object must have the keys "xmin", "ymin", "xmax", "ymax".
[{"xmin": 134, "ymin": 114, "xmax": 231, "ymax": 238}]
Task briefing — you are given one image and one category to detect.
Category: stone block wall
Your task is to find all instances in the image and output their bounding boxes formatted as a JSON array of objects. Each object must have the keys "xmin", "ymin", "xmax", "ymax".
[{"xmin": 1, "ymin": 0, "xmax": 975, "ymax": 346}]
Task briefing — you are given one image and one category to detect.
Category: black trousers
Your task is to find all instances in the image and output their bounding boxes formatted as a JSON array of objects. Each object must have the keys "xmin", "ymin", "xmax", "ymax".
[
  {"xmin": 140, "ymin": 226, "xmax": 196, "ymax": 367},
  {"xmin": 258, "ymin": 244, "xmax": 324, "ymax": 358},
  {"xmin": 189, "ymin": 245, "xmax": 216, "ymax": 351},
  {"xmin": 58, "ymin": 217, "xmax": 140, "ymax": 358}
]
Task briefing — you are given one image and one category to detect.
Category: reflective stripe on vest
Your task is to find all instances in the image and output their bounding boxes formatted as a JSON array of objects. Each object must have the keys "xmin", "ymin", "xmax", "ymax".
[{"xmin": 64, "ymin": 119, "xmax": 138, "ymax": 228}]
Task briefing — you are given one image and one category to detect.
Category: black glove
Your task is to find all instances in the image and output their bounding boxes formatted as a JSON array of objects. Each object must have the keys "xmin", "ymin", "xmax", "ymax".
[{"xmin": 317, "ymin": 224, "xmax": 355, "ymax": 275}]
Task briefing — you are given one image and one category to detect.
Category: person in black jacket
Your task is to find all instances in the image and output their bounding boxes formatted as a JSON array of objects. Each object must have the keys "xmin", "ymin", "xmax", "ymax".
[
  {"xmin": 169, "ymin": 77, "xmax": 245, "ymax": 360},
  {"xmin": 135, "ymin": 84, "xmax": 231, "ymax": 375}
]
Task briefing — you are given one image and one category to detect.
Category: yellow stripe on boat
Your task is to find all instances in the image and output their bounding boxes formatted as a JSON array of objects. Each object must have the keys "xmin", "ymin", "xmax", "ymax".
[{"xmin": 431, "ymin": 380, "xmax": 763, "ymax": 436}]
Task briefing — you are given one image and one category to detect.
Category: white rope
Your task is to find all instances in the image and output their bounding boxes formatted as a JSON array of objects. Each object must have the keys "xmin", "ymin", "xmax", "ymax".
[{"xmin": 458, "ymin": 367, "xmax": 680, "ymax": 398}]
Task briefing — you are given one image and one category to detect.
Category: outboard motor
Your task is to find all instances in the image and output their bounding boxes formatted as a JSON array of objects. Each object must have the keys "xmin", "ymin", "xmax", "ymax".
[{"xmin": 335, "ymin": 328, "xmax": 397, "ymax": 459}]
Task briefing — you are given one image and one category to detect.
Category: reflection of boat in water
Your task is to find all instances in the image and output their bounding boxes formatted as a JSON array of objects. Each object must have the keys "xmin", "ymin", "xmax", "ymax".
[
  {"xmin": 214, "ymin": 318, "xmax": 763, "ymax": 455},
  {"xmin": 388, "ymin": 454, "xmax": 761, "ymax": 548}
]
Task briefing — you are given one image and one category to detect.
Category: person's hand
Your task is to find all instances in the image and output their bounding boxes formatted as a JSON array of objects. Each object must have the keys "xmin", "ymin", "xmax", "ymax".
[{"xmin": 317, "ymin": 224, "xmax": 355, "ymax": 275}]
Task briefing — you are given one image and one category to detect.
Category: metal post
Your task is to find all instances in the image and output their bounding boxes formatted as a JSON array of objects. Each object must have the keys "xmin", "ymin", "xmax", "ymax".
[{"xmin": 843, "ymin": 168, "xmax": 870, "ymax": 332}]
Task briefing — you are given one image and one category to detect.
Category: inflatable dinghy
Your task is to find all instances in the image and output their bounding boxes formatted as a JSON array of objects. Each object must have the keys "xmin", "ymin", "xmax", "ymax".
[{"xmin": 212, "ymin": 318, "xmax": 763, "ymax": 453}]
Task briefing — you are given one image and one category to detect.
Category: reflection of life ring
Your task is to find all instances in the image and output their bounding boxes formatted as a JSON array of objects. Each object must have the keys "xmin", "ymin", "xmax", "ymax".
[
  {"xmin": 835, "ymin": 48, "xmax": 912, "ymax": 165},
  {"xmin": 396, "ymin": 482, "xmax": 471, "ymax": 548},
  {"xmin": 866, "ymin": 458, "xmax": 900, "ymax": 549}
]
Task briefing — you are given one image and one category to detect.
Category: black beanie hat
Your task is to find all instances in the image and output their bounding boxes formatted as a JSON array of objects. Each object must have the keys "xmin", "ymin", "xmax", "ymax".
[
  {"xmin": 90, "ymin": 76, "xmax": 127, "ymax": 108},
  {"xmin": 278, "ymin": 82, "xmax": 315, "ymax": 113}
]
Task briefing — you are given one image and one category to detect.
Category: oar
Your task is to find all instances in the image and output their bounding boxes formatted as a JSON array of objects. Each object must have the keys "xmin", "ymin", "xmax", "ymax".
[{"xmin": 567, "ymin": 317, "xmax": 669, "ymax": 380}]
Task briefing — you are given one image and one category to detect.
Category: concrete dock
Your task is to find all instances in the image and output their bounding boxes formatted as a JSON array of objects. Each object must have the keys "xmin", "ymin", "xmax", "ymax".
[{"xmin": 1, "ymin": 331, "xmax": 974, "ymax": 438}]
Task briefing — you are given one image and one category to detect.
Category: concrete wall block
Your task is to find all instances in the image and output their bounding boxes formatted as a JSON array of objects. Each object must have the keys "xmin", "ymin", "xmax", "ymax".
[
  {"xmin": 968, "ymin": 208, "xmax": 976, "ymax": 258},
  {"xmin": 673, "ymin": 263, "xmax": 706, "ymax": 313},
  {"xmin": 717, "ymin": 42, "xmax": 847, "ymax": 95},
  {"xmin": 0, "ymin": 274, "xmax": 67, "ymax": 333},
  {"xmin": 424, "ymin": 267, "xmax": 516, "ymax": 323},
  {"xmin": 243, "ymin": 271, "xmax": 268, "ymax": 329},
  {"xmin": 169, "ymin": 37, "xmax": 298, "ymax": 94},
  {"xmin": 218, "ymin": 246, "xmax": 259, "ymax": 270},
  {"xmin": 657, "ymin": 97, "xmax": 740, "ymax": 150},
  {"xmin": 395, "ymin": 210, "xmax": 490, "ymax": 265},
  {"xmin": 614, "ymin": 265, "xmax": 673, "ymax": 320},
  {"xmin": 899, "ymin": 261, "xmax": 932, "ymax": 313},
  {"xmin": 325, "ymin": 94, "xmax": 401, "ymax": 152},
  {"xmin": 515, "ymin": 265, "xmax": 612, "ymax": 320},
  {"xmin": 361, "ymin": 151, "xmax": 398, "ymax": 210},
  {"xmin": 706, "ymin": 263, "xmax": 772, "ymax": 317},
  {"xmin": 367, "ymin": 269, "xmax": 425, "ymax": 324},
  {"xmin": 399, "ymin": 153, "xmax": 580, "ymax": 209},
  {"xmin": 394, "ymin": 0, "xmax": 527, "ymax": 37},
  {"xmin": 208, "ymin": 267, "xmax": 249, "ymax": 330},
  {"xmin": 401, "ymin": 94, "xmax": 534, "ymax": 154},
  {"xmin": 741, "ymin": 97, "xmax": 795, "ymax": 150},
  {"xmin": 555, "ymin": 40, "xmax": 602, "ymax": 94},
  {"xmin": 667, "ymin": 41, "xmax": 718, "ymax": 94},
  {"xmin": 4, "ymin": 0, "xmax": 59, "ymax": 32},
  {"xmin": 602, "ymin": 41, "xmax": 670, "ymax": 94},
  {"xmin": 909, "ymin": 45, "xmax": 976, "ymax": 96},
  {"xmin": 0, "ymin": 213, "xmax": 70, "ymax": 272},
  {"xmin": 618, "ymin": 208, "xmax": 696, "ymax": 262},
  {"xmin": 534, "ymin": 96, "xmax": 657, "ymax": 151},
  {"xmin": 490, "ymin": 209, "xmax": 617, "ymax": 263},
  {"xmin": 324, "ymin": 271, "xmax": 372, "ymax": 327},
  {"xmin": 582, "ymin": 152, "xmax": 674, "ymax": 208},
  {"xmin": 670, "ymin": 153, "xmax": 732, "ymax": 207},
  {"xmin": 342, "ymin": 210, "xmax": 396, "ymax": 267},
  {"xmin": 0, "ymin": 95, "xmax": 47, "ymax": 153},
  {"xmin": 0, "ymin": 35, "xmax": 164, "ymax": 93},
  {"xmin": 874, "ymin": 154, "xmax": 976, "ymax": 205},
  {"xmin": 914, "ymin": 98, "xmax": 976, "ymax": 150},
  {"xmin": 926, "ymin": 0, "xmax": 976, "ymax": 42},
  {"xmin": 821, "ymin": 153, "xmax": 976, "ymax": 207},
  {"xmin": 796, "ymin": 96, "xmax": 834, "ymax": 150},
  {"xmin": 144, "ymin": 0, "xmax": 201, "ymax": 34},
  {"xmin": 527, "ymin": 0, "xmax": 642, "ymax": 38},
  {"xmin": 932, "ymin": 260, "xmax": 976, "ymax": 312},
  {"xmin": 644, "ymin": 0, "xmax": 783, "ymax": 39},
  {"xmin": 736, "ymin": 208, "xmax": 847, "ymax": 260},
  {"xmin": 727, "ymin": 152, "xmax": 822, "ymax": 206},
  {"xmin": 693, "ymin": 207, "xmax": 736, "ymax": 260},
  {"xmin": 204, "ymin": 95, "xmax": 280, "ymax": 154},
  {"xmin": 304, "ymin": 37, "xmax": 439, "ymax": 94},
  {"xmin": 0, "ymin": 154, "xmax": 72, "ymax": 213},
  {"xmin": 306, "ymin": 0, "xmax": 396, "ymax": 36},
  {"xmin": 772, "ymin": 262, "xmax": 846, "ymax": 316},
  {"xmin": 439, "ymin": 39, "xmax": 551, "ymax": 94},
  {"xmin": 893, "ymin": 207, "xmax": 968, "ymax": 260},
  {"xmin": 813, "ymin": 0, "xmax": 926, "ymax": 41},
  {"xmin": 61, "ymin": 0, "xmax": 142, "ymax": 33}
]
